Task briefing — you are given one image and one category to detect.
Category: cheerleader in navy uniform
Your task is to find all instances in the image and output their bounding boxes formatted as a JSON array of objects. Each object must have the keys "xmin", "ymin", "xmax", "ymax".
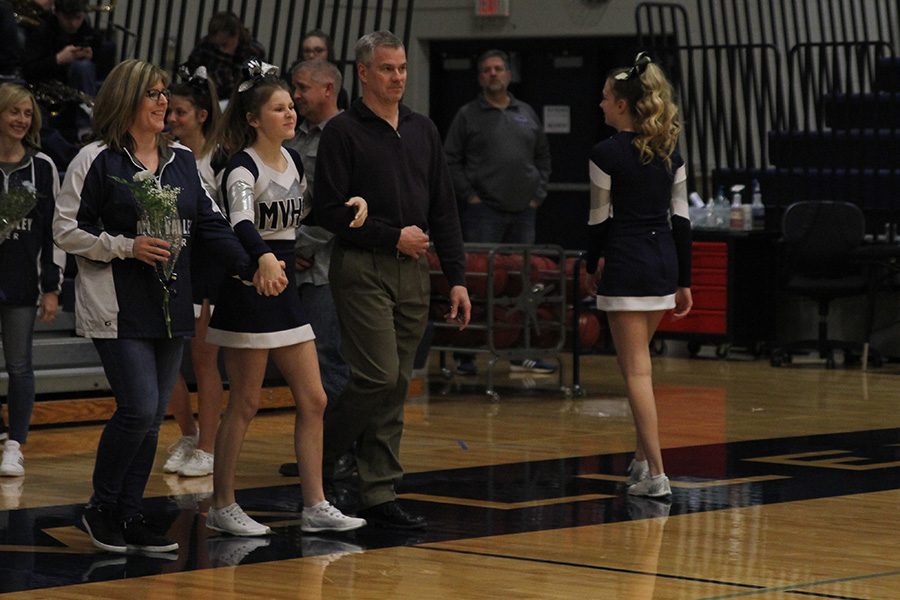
[
  {"xmin": 163, "ymin": 66, "xmax": 228, "ymax": 478},
  {"xmin": 205, "ymin": 61, "xmax": 367, "ymax": 536},
  {"xmin": 0, "ymin": 84, "xmax": 64, "ymax": 477},
  {"xmin": 586, "ymin": 53, "xmax": 693, "ymax": 498}
]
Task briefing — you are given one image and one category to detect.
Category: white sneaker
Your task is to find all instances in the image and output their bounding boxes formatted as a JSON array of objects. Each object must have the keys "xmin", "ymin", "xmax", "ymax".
[
  {"xmin": 626, "ymin": 459, "xmax": 649, "ymax": 485},
  {"xmin": 163, "ymin": 434, "xmax": 197, "ymax": 473},
  {"xmin": 0, "ymin": 440, "xmax": 24, "ymax": 477},
  {"xmin": 627, "ymin": 474, "xmax": 672, "ymax": 498},
  {"xmin": 207, "ymin": 503, "xmax": 272, "ymax": 537},
  {"xmin": 301, "ymin": 501, "xmax": 366, "ymax": 533},
  {"xmin": 177, "ymin": 449, "xmax": 214, "ymax": 477}
]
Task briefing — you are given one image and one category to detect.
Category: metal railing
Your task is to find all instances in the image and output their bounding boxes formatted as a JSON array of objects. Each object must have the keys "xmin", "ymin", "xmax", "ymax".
[
  {"xmin": 636, "ymin": 0, "xmax": 899, "ymax": 195},
  {"xmin": 92, "ymin": 0, "xmax": 415, "ymax": 97}
]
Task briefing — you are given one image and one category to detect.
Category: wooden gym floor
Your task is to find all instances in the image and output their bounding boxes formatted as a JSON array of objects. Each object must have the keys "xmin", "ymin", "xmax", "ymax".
[{"xmin": 1, "ymin": 351, "xmax": 899, "ymax": 599}]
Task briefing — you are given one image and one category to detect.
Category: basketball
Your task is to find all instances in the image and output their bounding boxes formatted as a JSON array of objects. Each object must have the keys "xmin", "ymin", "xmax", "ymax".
[
  {"xmin": 491, "ymin": 307, "xmax": 524, "ymax": 349},
  {"xmin": 427, "ymin": 249, "xmax": 450, "ymax": 297},
  {"xmin": 495, "ymin": 254, "xmax": 522, "ymax": 296},
  {"xmin": 567, "ymin": 307, "xmax": 602, "ymax": 350},
  {"xmin": 465, "ymin": 252, "xmax": 508, "ymax": 299},
  {"xmin": 565, "ymin": 256, "xmax": 595, "ymax": 300}
]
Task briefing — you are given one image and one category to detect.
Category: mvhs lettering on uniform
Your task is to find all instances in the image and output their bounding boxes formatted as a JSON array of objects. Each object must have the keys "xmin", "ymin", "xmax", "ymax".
[{"xmin": 257, "ymin": 196, "xmax": 304, "ymax": 230}]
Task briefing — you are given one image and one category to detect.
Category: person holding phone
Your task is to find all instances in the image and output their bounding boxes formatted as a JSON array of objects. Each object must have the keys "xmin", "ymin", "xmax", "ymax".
[{"xmin": 22, "ymin": 0, "xmax": 101, "ymax": 141}]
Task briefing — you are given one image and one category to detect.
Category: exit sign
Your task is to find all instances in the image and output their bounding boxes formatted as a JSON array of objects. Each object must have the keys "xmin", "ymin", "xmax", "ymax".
[{"xmin": 476, "ymin": 0, "xmax": 510, "ymax": 17}]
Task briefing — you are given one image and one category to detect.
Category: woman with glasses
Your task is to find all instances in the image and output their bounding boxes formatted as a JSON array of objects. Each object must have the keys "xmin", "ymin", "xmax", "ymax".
[
  {"xmin": 54, "ymin": 58, "xmax": 287, "ymax": 554},
  {"xmin": 295, "ymin": 29, "xmax": 349, "ymax": 109}
]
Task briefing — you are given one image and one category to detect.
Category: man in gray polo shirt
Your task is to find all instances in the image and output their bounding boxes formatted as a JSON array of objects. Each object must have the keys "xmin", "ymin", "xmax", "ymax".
[
  {"xmin": 444, "ymin": 48, "xmax": 553, "ymax": 375},
  {"xmin": 286, "ymin": 59, "xmax": 348, "ymax": 410}
]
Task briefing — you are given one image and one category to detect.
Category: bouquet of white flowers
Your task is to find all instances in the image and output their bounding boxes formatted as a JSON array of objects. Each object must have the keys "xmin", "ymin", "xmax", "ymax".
[
  {"xmin": 0, "ymin": 181, "xmax": 38, "ymax": 243},
  {"xmin": 112, "ymin": 170, "xmax": 183, "ymax": 337}
]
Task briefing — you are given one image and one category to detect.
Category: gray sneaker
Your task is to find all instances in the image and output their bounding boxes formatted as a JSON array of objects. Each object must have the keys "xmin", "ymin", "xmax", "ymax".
[
  {"xmin": 626, "ymin": 459, "xmax": 649, "ymax": 485},
  {"xmin": 301, "ymin": 501, "xmax": 366, "ymax": 533},
  {"xmin": 177, "ymin": 449, "xmax": 214, "ymax": 477},
  {"xmin": 207, "ymin": 503, "xmax": 272, "ymax": 537},
  {"xmin": 627, "ymin": 474, "xmax": 672, "ymax": 498},
  {"xmin": 163, "ymin": 435, "xmax": 197, "ymax": 473}
]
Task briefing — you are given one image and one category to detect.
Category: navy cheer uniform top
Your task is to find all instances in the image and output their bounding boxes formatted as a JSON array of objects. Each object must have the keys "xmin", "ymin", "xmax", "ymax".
[
  {"xmin": 586, "ymin": 131, "xmax": 691, "ymax": 311},
  {"xmin": 205, "ymin": 146, "xmax": 314, "ymax": 349}
]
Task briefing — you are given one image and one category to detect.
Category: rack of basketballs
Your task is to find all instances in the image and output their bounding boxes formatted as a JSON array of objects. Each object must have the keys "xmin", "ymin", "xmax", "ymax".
[{"xmin": 425, "ymin": 243, "xmax": 604, "ymax": 398}]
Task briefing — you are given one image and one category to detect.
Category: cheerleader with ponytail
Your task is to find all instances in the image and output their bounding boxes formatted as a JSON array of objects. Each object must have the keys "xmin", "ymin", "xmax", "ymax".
[
  {"xmin": 162, "ymin": 66, "xmax": 227, "ymax": 478},
  {"xmin": 586, "ymin": 52, "xmax": 692, "ymax": 499},
  {"xmin": 204, "ymin": 61, "xmax": 367, "ymax": 536}
]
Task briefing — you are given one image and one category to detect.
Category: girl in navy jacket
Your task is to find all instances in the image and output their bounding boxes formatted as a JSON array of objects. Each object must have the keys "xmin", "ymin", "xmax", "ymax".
[{"xmin": 0, "ymin": 83, "xmax": 64, "ymax": 478}]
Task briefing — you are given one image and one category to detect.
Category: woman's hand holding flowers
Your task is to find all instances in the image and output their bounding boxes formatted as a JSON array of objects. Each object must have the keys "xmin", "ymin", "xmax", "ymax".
[{"xmin": 133, "ymin": 236, "xmax": 172, "ymax": 266}]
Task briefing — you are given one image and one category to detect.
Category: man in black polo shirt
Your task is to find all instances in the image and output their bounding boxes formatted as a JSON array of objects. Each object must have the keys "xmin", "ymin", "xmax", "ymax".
[{"xmin": 314, "ymin": 30, "xmax": 470, "ymax": 530}]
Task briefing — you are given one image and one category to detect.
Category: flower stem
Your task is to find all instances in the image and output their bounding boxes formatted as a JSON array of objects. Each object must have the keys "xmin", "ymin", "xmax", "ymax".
[{"xmin": 162, "ymin": 287, "xmax": 172, "ymax": 338}]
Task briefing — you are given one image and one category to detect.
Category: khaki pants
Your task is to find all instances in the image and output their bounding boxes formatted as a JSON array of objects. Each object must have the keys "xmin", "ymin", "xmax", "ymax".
[{"xmin": 323, "ymin": 243, "xmax": 430, "ymax": 509}]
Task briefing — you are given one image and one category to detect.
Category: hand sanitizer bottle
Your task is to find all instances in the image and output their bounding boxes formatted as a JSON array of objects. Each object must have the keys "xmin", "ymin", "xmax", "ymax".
[{"xmin": 750, "ymin": 179, "xmax": 765, "ymax": 230}]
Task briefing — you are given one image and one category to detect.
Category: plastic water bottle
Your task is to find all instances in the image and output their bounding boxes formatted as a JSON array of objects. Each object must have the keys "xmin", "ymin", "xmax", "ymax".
[
  {"xmin": 704, "ymin": 196, "xmax": 716, "ymax": 229},
  {"xmin": 750, "ymin": 179, "xmax": 765, "ymax": 230},
  {"xmin": 715, "ymin": 186, "xmax": 730, "ymax": 229},
  {"xmin": 688, "ymin": 192, "xmax": 705, "ymax": 227},
  {"xmin": 730, "ymin": 192, "xmax": 743, "ymax": 230}
]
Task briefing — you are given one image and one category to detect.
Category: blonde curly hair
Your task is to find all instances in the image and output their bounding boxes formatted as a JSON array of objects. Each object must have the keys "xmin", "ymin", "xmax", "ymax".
[{"xmin": 609, "ymin": 57, "xmax": 681, "ymax": 170}]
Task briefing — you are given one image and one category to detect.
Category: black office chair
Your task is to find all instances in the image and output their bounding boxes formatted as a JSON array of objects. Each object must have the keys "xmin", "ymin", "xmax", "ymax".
[{"xmin": 770, "ymin": 201, "xmax": 872, "ymax": 368}]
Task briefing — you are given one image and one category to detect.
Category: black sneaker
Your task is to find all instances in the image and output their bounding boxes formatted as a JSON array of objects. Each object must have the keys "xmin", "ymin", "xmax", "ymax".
[
  {"xmin": 82, "ymin": 506, "xmax": 127, "ymax": 553},
  {"xmin": 122, "ymin": 516, "xmax": 179, "ymax": 553},
  {"xmin": 358, "ymin": 501, "xmax": 426, "ymax": 530}
]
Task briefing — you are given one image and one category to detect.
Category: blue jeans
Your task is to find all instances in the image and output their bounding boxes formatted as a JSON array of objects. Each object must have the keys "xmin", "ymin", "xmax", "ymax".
[
  {"xmin": 461, "ymin": 202, "xmax": 536, "ymax": 244},
  {"xmin": 298, "ymin": 283, "xmax": 349, "ymax": 411},
  {"xmin": 0, "ymin": 305, "xmax": 37, "ymax": 443},
  {"xmin": 91, "ymin": 337, "xmax": 183, "ymax": 519}
]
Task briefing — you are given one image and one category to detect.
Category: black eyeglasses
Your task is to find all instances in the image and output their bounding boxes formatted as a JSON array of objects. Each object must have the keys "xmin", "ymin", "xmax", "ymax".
[{"xmin": 145, "ymin": 88, "xmax": 171, "ymax": 102}]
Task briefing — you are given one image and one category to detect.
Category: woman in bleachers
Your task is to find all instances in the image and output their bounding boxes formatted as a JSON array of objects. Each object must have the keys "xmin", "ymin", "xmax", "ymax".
[
  {"xmin": 293, "ymin": 29, "xmax": 349, "ymax": 110},
  {"xmin": 185, "ymin": 11, "xmax": 266, "ymax": 103},
  {"xmin": 0, "ymin": 83, "xmax": 64, "ymax": 477}
]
